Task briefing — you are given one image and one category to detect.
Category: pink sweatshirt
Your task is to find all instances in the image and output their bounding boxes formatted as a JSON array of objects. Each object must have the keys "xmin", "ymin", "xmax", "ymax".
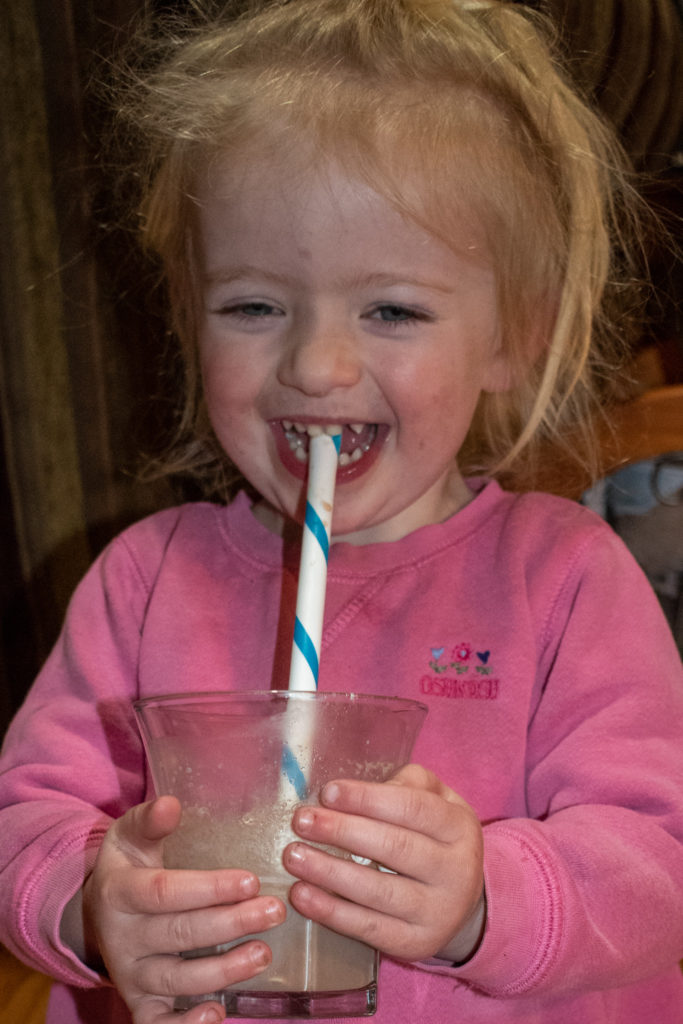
[{"xmin": 1, "ymin": 480, "xmax": 683, "ymax": 1023}]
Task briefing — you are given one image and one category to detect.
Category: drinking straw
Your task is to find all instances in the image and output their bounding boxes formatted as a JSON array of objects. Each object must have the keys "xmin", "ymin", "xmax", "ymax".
[
  {"xmin": 282, "ymin": 429, "xmax": 341, "ymax": 799},
  {"xmin": 288, "ymin": 429, "xmax": 342, "ymax": 691}
]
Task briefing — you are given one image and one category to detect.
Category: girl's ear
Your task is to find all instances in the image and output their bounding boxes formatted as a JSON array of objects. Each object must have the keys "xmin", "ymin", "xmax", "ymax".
[
  {"xmin": 481, "ymin": 344, "xmax": 516, "ymax": 394},
  {"xmin": 482, "ymin": 305, "xmax": 554, "ymax": 394}
]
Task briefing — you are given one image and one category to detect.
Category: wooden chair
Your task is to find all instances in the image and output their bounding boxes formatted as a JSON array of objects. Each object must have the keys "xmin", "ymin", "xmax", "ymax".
[
  {"xmin": 596, "ymin": 384, "xmax": 683, "ymax": 477},
  {"xmin": 0, "ymin": 946, "xmax": 51, "ymax": 1024},
  {"xmin": 529, "ymin": 384, "xmax": 683, "ymax": 500}
]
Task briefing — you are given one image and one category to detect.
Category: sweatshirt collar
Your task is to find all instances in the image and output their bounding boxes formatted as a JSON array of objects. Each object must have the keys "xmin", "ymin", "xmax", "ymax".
[{"xmin": 218, "ymin": 478, "xmax": 507, "ymax": 578}]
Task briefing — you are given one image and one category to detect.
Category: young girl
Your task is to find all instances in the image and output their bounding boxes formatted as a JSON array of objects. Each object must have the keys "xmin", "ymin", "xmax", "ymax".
[{"xmin": 1, "ymin": 1, "xmax": 683, "ymax": 1022}]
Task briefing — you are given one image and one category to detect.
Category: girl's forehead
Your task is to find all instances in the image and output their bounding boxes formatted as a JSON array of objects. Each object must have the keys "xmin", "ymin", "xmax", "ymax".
[
  {"xmin": 190, "ymin": 73, "xmax": 526, "ymax": 245},
  {"xmin": 196, "ymin": 139, "xmax": 495, "ymax": 267}
]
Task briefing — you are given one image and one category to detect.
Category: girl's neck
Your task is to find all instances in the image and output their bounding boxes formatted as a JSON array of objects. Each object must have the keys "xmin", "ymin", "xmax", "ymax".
[{"xmin": 251, "ymin": 473, "xmax": 475, "ymax": 545}]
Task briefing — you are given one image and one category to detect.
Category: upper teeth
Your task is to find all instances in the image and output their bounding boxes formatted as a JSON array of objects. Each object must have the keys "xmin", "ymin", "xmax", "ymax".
[
  {"xmin": 283, "ymin": 422, "xmax": 375, "ymax": 465},
  {"xmin": 284, "ymin": 421, "xmax": 343, "ymax": 437}
]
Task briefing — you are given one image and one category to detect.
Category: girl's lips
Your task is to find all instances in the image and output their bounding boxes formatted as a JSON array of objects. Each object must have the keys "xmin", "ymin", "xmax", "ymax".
[{"xmin": 270, "ymin": 420, "xmax": 389, "ymax": 482}]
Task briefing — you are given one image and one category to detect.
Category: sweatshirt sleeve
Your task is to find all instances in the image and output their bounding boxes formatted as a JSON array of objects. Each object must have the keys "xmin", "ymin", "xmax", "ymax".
[
  {"xmin": 0, "ymin": 512, "xmax": 179, "ymax": 986},
  {"xmin": 445, "ymin": 524, "xmax": 683, "ymax": 997}
]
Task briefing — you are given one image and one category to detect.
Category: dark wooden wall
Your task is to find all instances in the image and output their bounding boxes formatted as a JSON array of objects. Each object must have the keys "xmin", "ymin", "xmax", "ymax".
[{"xmin": 0, "ymin": 1, "xmax": 176, "ymax": 733}]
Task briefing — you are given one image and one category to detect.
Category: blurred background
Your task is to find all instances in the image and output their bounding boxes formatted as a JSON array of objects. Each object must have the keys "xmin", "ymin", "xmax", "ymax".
[{"xmin": 1, "ymin": 0, "xmax": 682, "ymax": 739}]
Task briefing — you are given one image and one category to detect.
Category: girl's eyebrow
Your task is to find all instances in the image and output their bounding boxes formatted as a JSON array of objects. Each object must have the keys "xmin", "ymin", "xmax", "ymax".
[
  {"xmin": 203, "ymin": 265, "xmax": 297, "ymax": 287},
  {"xmin": 342, "ymin": 271, "xmax": 455, "ymax": 294},
  {"xmin": 204, "ymin": 266, "xmax": 456, "ymax": 293}
]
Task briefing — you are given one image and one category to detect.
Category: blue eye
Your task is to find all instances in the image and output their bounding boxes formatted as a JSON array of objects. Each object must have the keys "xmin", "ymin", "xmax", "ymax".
[
  {"xmin": 231, "ymin": 302, "xmax": 278, "ymax": 318},
  {"xmin": 374, "ymin": 305, "xmax": 414, "ymax": 322},
  {"xmin": 211, "ymin": 301, "xmax": 285, "ymax": 325},
  {"xmin": 369, "ymin": 304, "xmax": 431, "ymax": 327}
]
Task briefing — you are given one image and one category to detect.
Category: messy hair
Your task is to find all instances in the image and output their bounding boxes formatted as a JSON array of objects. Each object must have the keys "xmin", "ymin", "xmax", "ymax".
[{"xmin": 117, "ymin": 0, "xmax": 647, "ymax": 499}]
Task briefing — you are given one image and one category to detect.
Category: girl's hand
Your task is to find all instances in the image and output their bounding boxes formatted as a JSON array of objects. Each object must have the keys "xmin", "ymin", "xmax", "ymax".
[
  {"xmin": 283, "ymin": 764, "xmax": 485, "ymax": 965},
  {"xmin": 71, "ymin": 796, "xmax": 286, "ymax": 1024}
]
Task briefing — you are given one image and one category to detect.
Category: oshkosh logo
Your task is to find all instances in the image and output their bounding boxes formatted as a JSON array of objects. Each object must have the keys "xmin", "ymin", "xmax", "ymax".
[
  {"xmin": 422, "ymin": 642, "xmax": 500, "ymax": 699},
  {"xmin": 420, "ymin": 674, "xmax": 499, "ymax": 700}
]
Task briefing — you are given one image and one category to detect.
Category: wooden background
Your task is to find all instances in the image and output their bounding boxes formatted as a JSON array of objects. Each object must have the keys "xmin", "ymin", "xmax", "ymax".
[
  {"xmin": 1, "ymin": 0, "xmax": 682, "ymax": 737},
  {"xmin": 0, "ymin": 0, "xmax": 178, "ymax": 733}
]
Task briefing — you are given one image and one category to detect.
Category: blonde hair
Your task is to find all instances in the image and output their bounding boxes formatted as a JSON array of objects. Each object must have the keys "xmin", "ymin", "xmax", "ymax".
[{"xmin": 118, "ymin": 0, "xmax": 647, "ymax": 498}]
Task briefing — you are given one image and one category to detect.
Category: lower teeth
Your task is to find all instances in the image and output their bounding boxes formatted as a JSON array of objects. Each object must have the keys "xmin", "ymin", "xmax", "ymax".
[{"xmin": 339, "ymin": 449, "xmax": 364, "ymax": 466}]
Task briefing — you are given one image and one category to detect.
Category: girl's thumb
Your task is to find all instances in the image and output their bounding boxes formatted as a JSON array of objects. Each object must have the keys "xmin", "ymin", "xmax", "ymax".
[{"xmin": 114, "ymin": 795, "xmax": 181, "ymax": 860}]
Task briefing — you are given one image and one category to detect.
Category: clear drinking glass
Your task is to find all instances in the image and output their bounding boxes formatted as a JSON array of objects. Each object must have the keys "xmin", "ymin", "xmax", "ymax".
[{"xmin": 134, "ymin": 690, "xmax": 427, "ymax": 1019}]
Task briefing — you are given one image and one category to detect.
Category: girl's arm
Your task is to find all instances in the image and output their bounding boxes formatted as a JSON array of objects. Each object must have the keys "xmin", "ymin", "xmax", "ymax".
[
  {"xmin": 0, "ymin": 512, "xmax": 166, "ymax": 983},
  {"xmin": 0, "ymin": 513, "xmax": 287, "ymax": 1024}
]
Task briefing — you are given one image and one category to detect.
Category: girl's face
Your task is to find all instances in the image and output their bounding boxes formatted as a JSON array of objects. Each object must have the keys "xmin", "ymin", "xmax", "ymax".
[{"xmin": 196, "ymin": 153, "xmax": 510, "ymax": 543}]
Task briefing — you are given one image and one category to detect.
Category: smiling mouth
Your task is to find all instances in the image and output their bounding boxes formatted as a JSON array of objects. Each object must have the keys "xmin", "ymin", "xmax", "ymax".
[{"xmin": 282, "ymin": 420, "xmax": 379, "ymax": 466}]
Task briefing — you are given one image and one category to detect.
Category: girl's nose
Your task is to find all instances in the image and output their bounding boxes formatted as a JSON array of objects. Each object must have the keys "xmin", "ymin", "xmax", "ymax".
[{"xmin": 277, "ymin": 316, "xmax": 362, "ymax": 396}]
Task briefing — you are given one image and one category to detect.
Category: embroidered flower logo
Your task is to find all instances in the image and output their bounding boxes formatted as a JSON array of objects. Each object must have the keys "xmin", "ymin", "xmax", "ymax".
[
  {"xmin": 475, "ymin": 650, "xmax": 491, "ymax": 675},
  {"xmin": 452, "ymin": 642, "xmax": 472, "ymax": 663},
  {"xmin": 423, "ymin": 641, "xmax": 498, "ymax": 698},
  {"xmin": 429, "ymin": 646, "xmax": 448, "ymax": 673},
  {"xmin": 427, "ymin": 642, "xmax": 495, "ymax": 677}
]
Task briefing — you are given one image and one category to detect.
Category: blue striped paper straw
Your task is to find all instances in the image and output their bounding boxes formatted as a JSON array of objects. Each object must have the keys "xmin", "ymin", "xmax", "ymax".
[
  {"xmin": 282, "ymin": 429, "xmax": 341, "ymax": 799},
  {"xmin": 288, "ymin": 430, "xmax": 341, "ymax": 692}
]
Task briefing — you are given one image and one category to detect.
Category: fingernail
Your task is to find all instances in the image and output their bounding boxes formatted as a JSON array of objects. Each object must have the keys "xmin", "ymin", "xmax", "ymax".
[
  {"xmin": 287, "ymin": 842, "xmax": 306, "ymax": 865},
  {"xmin": 322, "ymin": 782, "xmax": 340, "ymax": 805},
  {"xmin": 264, "ymin": 897, "xmax": 285, "ymax": 920},
  {"xmin": 296, "ymin": 808, "xmax": 314, "ymax": 831},
  {"xmin": 198, "ymin": 1007, "xmax": 223, "ymax": 1024},
  {"xmin": 251, "ymin": 942, "xmax": 271, "ymax": 968},
  {"xmin": 239, "ymin": 874, "xmax": 259, "ymax": 896},
  {"xmin": 294, "ymin": 882, "xmax": 312, "ymax": 904}
]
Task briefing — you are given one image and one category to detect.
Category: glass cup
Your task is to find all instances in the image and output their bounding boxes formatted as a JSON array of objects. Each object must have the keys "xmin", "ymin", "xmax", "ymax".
[{"xmin": 133, "ymin": 690, "xmax": 427, "ymax": 1019}]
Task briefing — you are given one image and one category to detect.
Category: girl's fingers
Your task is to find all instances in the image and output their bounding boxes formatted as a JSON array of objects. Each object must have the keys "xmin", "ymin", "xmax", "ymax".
[
  {"xmin": 285, "ymin": 841, "xmax": 482, "ymax": 962},
  {"xmin": 288, "ymin": 878, "xmax": 429, "ymax": 962},
  {"xmin": 142, "ymin": 894, "xmax": 286, "ymax": 956},
  {"xmin": 285, "ymin": 840, "xmax": 422, "ymax": 917},
  {"xmin": 133, "ymin": 938, "xmax": 272, "ymax": 1000},
  {"xmin": 319, "ymin": 770, "xmax": 469, "ymax": 839},
  {"xmin": 284, "ymin": 768, "xmax": 485, "ymax": 962},
  {"xmin": 137, "ymin": 997, "xmax": 225, "ymax": 1024},
  {"xmin": 290, "ymin": 802, "xmax": 455, "ymax": 881},
  {"xmin": 113, "ymin": 866, "xmax": 262, "ymax": 916}
]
